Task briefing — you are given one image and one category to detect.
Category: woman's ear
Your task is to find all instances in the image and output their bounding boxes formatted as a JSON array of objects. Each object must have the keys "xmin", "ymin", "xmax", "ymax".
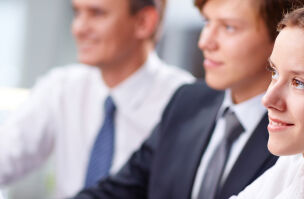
[{"xmin": 134, "ymin": 6, "xmax": 159, "ymax": 40}]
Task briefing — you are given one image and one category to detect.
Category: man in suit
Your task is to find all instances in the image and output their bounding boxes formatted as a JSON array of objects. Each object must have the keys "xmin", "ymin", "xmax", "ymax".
[
  {"xmin": 73, "ymin": 0, "xmax": 303, "ymax": 198},
  {"xmin": 0, "ymin": 0, "xmax": 194, "ymax": 198}
]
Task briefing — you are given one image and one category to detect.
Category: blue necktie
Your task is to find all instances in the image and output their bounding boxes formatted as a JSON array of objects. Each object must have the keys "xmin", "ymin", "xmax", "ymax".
[{"xmin": 84, "ymin": 96, "xmax": 116, "ymax": 188}]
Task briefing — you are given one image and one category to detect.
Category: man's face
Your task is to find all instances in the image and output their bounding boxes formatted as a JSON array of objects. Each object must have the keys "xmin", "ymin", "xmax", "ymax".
[
  {"xmin": 198, "ymin": 0, "xmax": 273, "ymax": 103},
  {"xmin": 72, "ymin": 0, "xmax": 139, "ymax": 68},
  {"xmin": 263, "ymin": 27, "xmax": 304, "ymax": 156}
]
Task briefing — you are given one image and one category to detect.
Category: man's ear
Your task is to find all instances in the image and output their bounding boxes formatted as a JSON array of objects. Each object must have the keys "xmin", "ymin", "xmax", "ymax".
[{"xmin": 134, "ymin": 7, "xmax": 159, "ymax": 40}]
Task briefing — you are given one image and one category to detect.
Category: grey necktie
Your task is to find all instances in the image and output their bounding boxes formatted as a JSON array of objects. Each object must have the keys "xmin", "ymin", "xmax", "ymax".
[{"xmin": 198, "ymin": 108, "xmax": 244, "ymax": 199}]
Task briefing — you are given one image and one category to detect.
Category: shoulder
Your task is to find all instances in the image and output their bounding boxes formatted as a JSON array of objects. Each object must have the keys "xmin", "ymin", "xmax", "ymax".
[
  {"xmin": 279, "ymin": 155, "xmax": 304, "ymax": 177},
  {"xmin": 153, "ymin": 63, "xmax": 194, "ymax": 83},
  {"xmin": 234, "ymin": 155, "xmax": 303, "ymax": 199},
  {"xmin": 29, "ymin": 64, "xmax": 101, "ymax": 99},
  {"xmin": 268, "ymin": 155, "xmax": 304, "ymax": 199},
  {"xmin": 170, "ymin": 80, "xmax": 223, "ymax": 106},
  {"xmin": 33, "ymin": 63, "xmax": 100, "ymax": 88},
  {"xmin": 139, "ymin": 56, "xmax": 196, "ymax": 105},
  {"xmin": 147, "ymin": 54, "xmax": 195, "ymax": 86},
  {"xmin": 161, "ymin": 80, "xmax": 224, "ymax": 120},
  {"xmin": 41, "ymin": 63, "xmax": 99, "ymax": 81}
]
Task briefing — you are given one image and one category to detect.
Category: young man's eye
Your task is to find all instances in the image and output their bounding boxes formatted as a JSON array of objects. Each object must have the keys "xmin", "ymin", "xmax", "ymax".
[
  {"xmin": 225, "ymin": 25, "xmax": 236, "ymax": 32},
  {"xmin": 291, "ymin": 79, "xmax": 304, "ymax": 89},
  {"xmin": 266, "ymin": 66, "xmax": 279, "ymax": 80}
]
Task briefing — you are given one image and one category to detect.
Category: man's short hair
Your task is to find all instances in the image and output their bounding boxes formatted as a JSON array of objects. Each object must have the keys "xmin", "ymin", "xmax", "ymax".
[
  {"xmin": 129, "ymin": 0, "xmax": 167, "ymax": 41},
  {"xmin": 194, "ymin": 0, "xmax": 304, "ymax": 41},
  {"xmin": 129, "ymin": 0, "xmax": 167, "ymax": 23}
]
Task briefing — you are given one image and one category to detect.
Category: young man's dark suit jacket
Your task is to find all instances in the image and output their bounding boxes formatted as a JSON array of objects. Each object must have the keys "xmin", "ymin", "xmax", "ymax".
[{"xmin": 74, "ymin": 81, "xmax": 278, "ymax": 199}]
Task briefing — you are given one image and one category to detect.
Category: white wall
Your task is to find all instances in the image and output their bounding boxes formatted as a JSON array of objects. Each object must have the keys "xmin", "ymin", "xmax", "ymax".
[
  {"xmin": 19, "ymin": 0, "xmax": 77, "ymax": 87},
  {"xmin": 158, "ymin": 0, "xmax": 204, "ymax": 77},
  {"xmin": 0, "ymin": 0, "xmax": 26, "ymax": 86}
]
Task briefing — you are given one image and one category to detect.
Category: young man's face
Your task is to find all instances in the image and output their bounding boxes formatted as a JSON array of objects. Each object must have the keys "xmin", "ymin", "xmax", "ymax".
[
  {"xmin": 263, "ymin": 27, "xmax": 304, "ymax": 156},
  {"xmin": 198, "ymin": 0, "xmax": 273, "ymax": 103},
  {"xmin": 72, "ymin": 0, "xmax": 140, "ymax": 68}
]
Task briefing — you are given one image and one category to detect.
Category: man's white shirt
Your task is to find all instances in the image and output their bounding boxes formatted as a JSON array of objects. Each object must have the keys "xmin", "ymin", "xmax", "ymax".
[
  {"xmin": 0, "ymin": 52, "xmax": 194, "ymax": 198},
  {"xmin": 192, "ymin": 90, "xmax": 266, "ymax": 198}
]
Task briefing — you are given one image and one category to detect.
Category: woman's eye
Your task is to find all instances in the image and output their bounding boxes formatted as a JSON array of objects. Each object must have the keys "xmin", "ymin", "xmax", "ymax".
[
  {"xmin": 266, "ymin": 66, "xmax": 279, "ymax": 80},
  {"xmin": 291, "ymin": 79, "xmax": 304, "ymax": 89}
]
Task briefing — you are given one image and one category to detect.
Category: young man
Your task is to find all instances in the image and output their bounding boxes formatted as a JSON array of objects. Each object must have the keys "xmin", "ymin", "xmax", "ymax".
[
  {"xmin": 0, "ymin": 0, "xmax": 193, "ymax": 198},
  {"xmin": 73, "ymin": 0, "xmax": 303, "ymax": 198}
]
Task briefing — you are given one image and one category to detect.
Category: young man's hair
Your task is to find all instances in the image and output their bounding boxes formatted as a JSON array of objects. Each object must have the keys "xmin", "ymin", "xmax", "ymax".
[
  {"xmin": 194, "ymin": 0, "xmax": 304, "ymax": 41},
  {"xmin": 278, "ymin": 7, "xmax": 304, "ymax": 31}
]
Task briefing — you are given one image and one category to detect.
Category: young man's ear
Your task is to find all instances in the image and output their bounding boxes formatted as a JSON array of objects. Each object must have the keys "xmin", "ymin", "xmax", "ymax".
[{"xmin": 134, "ymin": 7, "xmax": 159, "ymax": 40}]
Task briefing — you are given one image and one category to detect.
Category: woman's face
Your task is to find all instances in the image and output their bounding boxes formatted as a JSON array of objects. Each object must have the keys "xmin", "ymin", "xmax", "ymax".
[
  {"xmin": 262, "ymin": 27, "xmax": 304, "ymax": 156},
  {"xmin": 198, "ymin": 0, "xmax": 273, "ymax": 103}
]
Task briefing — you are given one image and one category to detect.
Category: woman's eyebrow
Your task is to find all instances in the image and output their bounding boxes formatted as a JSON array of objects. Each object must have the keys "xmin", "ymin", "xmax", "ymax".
[
  {"xmin": 268, "ymin": 58, "xmax": 277, "ymax": 68},
  {"xmin": 290, "ymin": 69, "xmax": 304, "ymax": 76}
]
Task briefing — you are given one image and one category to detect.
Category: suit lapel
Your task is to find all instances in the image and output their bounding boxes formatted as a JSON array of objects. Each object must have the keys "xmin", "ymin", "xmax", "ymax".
[
  {"xmin": 175, "ymin": 92, "xmax": 224, "ymax": 198},
  {"xmin": 218, "ymin": 114, "xmax": 274, "ymax": 198}
]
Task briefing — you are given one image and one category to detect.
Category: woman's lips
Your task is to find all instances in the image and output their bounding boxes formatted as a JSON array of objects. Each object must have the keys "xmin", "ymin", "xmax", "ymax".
[
  {"xmin": 268, "ymin": 117, "xmax": 294, "ymax": 132},
  {"xmin": 203, "ymin": 58, "xmax": 223, "ymax": 68}
]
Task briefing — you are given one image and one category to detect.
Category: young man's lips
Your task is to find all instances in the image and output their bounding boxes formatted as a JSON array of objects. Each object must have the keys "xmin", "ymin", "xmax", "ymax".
[
  {"xmin": 268, "ymin": 117, "xmax": 294, "ymax": 132},
  {"xmin": 203, "ymin": 58, "xmax": 223, "ymax": 68}
]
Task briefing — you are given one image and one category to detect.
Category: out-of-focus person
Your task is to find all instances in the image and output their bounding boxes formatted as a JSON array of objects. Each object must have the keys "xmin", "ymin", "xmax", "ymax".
[{"xmin": 0, "ymin": 0, "xmax": 194, "ymax": 198}]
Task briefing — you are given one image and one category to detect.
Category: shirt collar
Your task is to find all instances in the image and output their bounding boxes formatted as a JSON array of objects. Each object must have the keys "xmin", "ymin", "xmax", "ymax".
[
  {"xmin": 105, "ymin": 51, "xmax": 162, "ymax": 111},
  {"xmin": 218, "ymin": 89, "xmax": 267, "ymax": 132}
]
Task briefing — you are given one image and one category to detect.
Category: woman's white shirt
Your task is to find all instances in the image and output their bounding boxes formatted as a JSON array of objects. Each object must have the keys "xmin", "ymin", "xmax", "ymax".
[{"xmin": 230, "ymin": 154, "xmax": 304, "ymax": 199}]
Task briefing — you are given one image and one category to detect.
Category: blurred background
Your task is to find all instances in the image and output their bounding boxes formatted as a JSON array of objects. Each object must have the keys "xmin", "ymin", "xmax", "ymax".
[{"xmin": 0, "ymin": 0, "xmax": 203, "ymax": 198}]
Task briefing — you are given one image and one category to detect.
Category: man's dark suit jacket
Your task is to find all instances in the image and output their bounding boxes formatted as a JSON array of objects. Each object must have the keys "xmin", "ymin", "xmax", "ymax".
[{"xmin": 74, "ymin": 81, "xmax": 278, "ymax": 199}]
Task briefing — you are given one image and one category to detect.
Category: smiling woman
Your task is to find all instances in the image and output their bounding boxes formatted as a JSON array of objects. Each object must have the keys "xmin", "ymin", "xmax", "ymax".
[
  {"xmin": 230, "ymin": 7, "xmax": 304, "ymax": 199},
  {"xmin": 263, "ymin": 25, "xmax": 304, "ymax": 157}
]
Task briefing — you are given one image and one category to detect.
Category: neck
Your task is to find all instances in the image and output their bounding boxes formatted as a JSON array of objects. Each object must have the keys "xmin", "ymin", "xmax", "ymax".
[
  {"xmin": 231, "ymin": 73, "xmax": 271, "ymax": 104},
  {"xmin": 101, "ymin": 43, "xmax": 153, "ymax": 88}
]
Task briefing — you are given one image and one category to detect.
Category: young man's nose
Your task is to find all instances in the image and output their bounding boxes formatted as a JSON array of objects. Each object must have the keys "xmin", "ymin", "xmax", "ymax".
[{"xmin": 198, "ymin": 25, "xmax": 218, "ymax": 51}]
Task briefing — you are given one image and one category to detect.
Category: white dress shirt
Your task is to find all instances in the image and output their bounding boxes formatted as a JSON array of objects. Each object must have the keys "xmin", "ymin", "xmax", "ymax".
[
  {"xmin": 192, "ymin": 90, "xmax": 266, "ymax": 199},
  {"xmin": 0, "ymin": 52, "xmax": 194, "ymax": 198},
  {"xmin": 230, "ymin": 154, "xmax": 304, "ymax": 199}
]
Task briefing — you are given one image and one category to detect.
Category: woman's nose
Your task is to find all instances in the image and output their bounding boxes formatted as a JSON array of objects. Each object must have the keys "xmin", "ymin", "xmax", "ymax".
[{"xmin": 262, "ymin": 81, "xmax": 286, "ymax": 112}]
